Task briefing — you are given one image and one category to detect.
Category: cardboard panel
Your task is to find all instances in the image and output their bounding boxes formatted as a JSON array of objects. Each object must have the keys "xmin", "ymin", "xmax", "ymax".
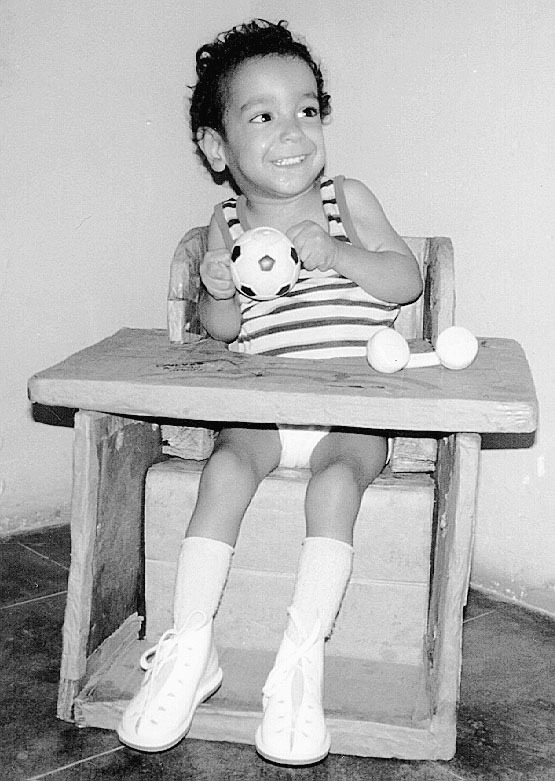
[
  {"xmin": 146, "ymin": 560, "xmax": 428, "ymax": 664},
  {"xmin": 145, "ymin": 459, "xmax": 434, "ymax": 583}
]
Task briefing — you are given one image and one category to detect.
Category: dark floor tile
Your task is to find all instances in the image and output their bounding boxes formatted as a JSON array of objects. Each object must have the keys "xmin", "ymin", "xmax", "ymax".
[
  {"xmin": 13, "ymin": 523, "xmax": 72, "ymax": 570},
  {"xmin": 0, "ymin": 593, "xmax": 67, "ymax": 778},
  {"xmin": 1, "ymin": 523, "xmax": 553, "ymax": 781},
  {"xmin": 10, "ymin": 726, "xmax": 122, "ymax": 780},
  {"xmin": 461, "ymin": 597, "xmax": 555, "ymax": 707},
  {"xmin": 463, "ymin": 588, "xmax": 502, "ymax": 622},
  {"xmin": 0, "ymin": 594, "xmax": 121, "ymax": 781},
  {"xmin": 0, "ymin": 542, "xmax": 68, "ymax": 606},
  {"xmin": 454, "ymin": 596, "xmax": 555, "ymax": 780},
  {"xmin": 18, "ymin": 738, "xmax": 473, "ymax": 781}
]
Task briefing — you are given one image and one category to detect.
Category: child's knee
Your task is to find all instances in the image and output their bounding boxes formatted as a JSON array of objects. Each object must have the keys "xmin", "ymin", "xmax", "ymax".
[
  {"xmin": 312, "ymin": 445, "xmax": 385, "ymax": 497},
  {"xmin": 343, "ymin": 436, "xmax": 388, "ymax": 484},
  {"xmin": 309, "ymin": 461, "xmax": 361, "ymax": 504},
  {"xmin": 335, "ymin": 460, "xmax": 366, "ymax": 490},
  {"xmin": 208, "ymin": 442, "xmax": 252, "ymax": 480},
  {"xmin": 209, "ymin": 433, "xmax": 278, "ymax": 484}
]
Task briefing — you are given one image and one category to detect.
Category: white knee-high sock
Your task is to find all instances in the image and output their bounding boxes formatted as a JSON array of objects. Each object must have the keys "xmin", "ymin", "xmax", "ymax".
[
  {"xmin": 173, "ymin": 536, "xmax": 234, "ymax": 629},
  {"xmin": 288, "ymin": 536, "xmax": 354, "ymax": 640}
]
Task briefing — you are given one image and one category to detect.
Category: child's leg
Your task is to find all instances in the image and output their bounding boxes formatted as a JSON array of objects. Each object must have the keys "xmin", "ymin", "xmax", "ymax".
[
  {"xmin": 306, "ymin": 430, "xmax": 388, "ymax": 544},
  {"xmin": 185, "ymin": 424, "xmax": 282, "ymax": 545},
  {"xmin": 275, "ymin": 432, "xmax": 387, "ymax": 646},
  {"xmin": 119, "ymin": 425, "xmax": 281, "ymax": 752},
  {"xmin": 256, "ymin": 432, "xmax": 387, "ymax": 765},
  {"xmin": 173, "ymin": 425, "xmax": 281, "ymax": 625}
]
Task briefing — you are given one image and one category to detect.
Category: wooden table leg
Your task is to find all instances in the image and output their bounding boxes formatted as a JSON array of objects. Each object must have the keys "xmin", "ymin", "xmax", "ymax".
[
  {"xmin": 57, "ymin": 411, "xmax": 161, "ymax": 722},
  {"xmin": 426, "ymin": 432, "xmax": 481, "ymax": 758}
]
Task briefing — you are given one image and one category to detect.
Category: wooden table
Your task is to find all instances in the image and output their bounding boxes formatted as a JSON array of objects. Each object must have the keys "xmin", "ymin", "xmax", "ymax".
[
  {"xmin": 27, "ymin": 328, "xmax": 537, "ymax": 760},
  {"xmin": 29, "ymin": 327, "xmax": 537, "ymax": 433}
]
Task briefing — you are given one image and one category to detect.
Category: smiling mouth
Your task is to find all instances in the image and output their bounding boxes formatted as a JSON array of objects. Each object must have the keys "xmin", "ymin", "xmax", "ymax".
[{"xmin": 273, "ymin": 155, "xmax": 307, "ymax": 167}]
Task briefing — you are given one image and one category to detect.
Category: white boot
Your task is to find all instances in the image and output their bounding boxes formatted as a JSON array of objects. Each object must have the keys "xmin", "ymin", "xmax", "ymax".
[
  {"xmin": 255, "ymin": 537, "xmax": 353, "ymax": 765},
  {"xmin": 117, "ymin": 611, "xmax": 222, "ymax": 751},
  {"xmin": 118, "ymin": 537, "xmax": 233, "ymax": 751},
  {"xmin": 256, "ymin": 607, "xmax": 329, "ymax": 765}
]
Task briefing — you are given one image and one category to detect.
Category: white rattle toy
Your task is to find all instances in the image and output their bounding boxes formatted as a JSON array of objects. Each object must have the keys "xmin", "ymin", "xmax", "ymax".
[
  {"xmin": 230, "ymin": 227, "xmax": 300, "ymax": 301},
  {"xmin": 367, "ymin": 326, "xmax": 479, "ymax": 373}
]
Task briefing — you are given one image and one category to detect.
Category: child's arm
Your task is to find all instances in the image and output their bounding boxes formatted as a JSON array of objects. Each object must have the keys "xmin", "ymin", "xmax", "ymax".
[
  {"xmin": 198, "ymin": 216, "xmax": 242, "ymax": 342},
  {"xmin": 288, "ymin": 179, "xmax": 423, "ymax": 305}
]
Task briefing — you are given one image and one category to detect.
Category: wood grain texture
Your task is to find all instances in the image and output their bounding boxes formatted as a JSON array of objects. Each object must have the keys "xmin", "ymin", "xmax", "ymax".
[
  {"xmin": 423, "ymin": 237, "xmax": 455, "ymax": 343},
  {"xmin": 425, "ymin": 433, "xmax": 482, "ymax": 758},
  {"xmin": 391, "ymin": 436, "xmax": 438, "ymax": 472},
  {"xmin": 86, "ymin": 416, "xmax": 161, "ymax": 656},
  {"xmin": 29, "ymin": 328, "xmax": 537, "ymax": 433},
  {"xmin": 167, "ymin": 225, "xmax": 208, "ymax": 342},
  {"xmin": 56, "ymin": 411, "xmax": 161, "ymax": 722}
]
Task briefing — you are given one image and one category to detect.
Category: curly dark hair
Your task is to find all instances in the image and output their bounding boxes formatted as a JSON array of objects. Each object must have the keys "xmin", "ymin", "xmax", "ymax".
[{"xmin": 190, "ymin": 19, "xmax": 331, "ymax": 142}]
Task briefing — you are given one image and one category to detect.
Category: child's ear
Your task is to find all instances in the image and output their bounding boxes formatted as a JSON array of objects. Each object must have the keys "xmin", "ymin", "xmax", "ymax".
[{"xmin": 197, "ymin": 128, "xmax": 227, "ymax": 173}]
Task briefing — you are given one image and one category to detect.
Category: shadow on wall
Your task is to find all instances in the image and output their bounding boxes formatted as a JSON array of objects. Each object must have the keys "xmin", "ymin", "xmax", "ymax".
[
  {"xmin": 481, "ymin": 432, "xmax": 536, "ymax": 450},
  {"xmin": 32, "ymin": 404, "xmax": 76, "ymax": 428}
]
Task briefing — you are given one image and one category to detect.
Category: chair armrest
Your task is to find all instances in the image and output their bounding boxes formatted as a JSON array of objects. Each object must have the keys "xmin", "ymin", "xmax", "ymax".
[
  {"xmin": 161, "ymin": 424, "xmax": 215, "ymax": 460},
  {"xmin": 390, "ymin": 436, "xmax": 438, "ymax": 473},
  {"xmin": 391, "ymin": 237, "xmax": 454, "ymax": 472},
  {"xmin": 423, "ymin": 237, "xmax": 455, "ymax": 345},
  {"xmin": 168, "ymin": 226, "xmax": 208, "ymax": 342}
]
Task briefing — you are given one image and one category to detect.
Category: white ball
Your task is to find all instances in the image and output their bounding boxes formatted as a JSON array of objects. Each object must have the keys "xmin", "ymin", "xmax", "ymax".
[
  {"xmin": 366, "ymin": 328, "xmax": 411, "ymax": 373},
  {"xmin": 435, "ymin": 326, "xmax": 479, "ymax": 370},
  {"xmin": 230, "ymin": 227, "xmax": 300, "ymax": 301}
]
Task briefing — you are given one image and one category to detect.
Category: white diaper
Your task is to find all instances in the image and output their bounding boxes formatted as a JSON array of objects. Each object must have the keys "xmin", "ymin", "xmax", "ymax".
[
  {"xmin": 278, "ymin": 425, "xmax": 330, "ymax": 469},
  {"xmin": 278, "ymin": 425, "xmax": 393, "ymax": 470}
]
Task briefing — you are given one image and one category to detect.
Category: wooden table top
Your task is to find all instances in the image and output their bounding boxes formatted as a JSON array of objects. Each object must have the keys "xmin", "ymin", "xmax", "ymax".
[{"xmin": 28, "ymin": 328, "xmax": 537, "ymax": 434}]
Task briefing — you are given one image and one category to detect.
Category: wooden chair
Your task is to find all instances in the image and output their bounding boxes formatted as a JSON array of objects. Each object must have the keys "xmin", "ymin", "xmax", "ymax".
[{"xmin": 57, "ymin": 228, "xmax": 481, "ymax": 761}]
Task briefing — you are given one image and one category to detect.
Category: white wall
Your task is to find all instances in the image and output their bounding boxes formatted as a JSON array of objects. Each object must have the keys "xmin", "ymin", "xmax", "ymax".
[{"xmin": 2, "ymin": 1, "xmax": 553, "ymax": 614}]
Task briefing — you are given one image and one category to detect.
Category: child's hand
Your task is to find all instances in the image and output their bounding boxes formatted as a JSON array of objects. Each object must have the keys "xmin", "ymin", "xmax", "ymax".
[
  {"xmin": 287, "ymin": 221, "xmax": 339, "ymax": 272},
  {"xmin": 200, "ymin": 249, "xmax": 236, "ymax": 299}
]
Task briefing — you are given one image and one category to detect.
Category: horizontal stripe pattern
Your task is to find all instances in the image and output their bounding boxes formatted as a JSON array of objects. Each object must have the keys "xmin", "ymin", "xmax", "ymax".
[
  {"xmin": 220, "ymin": 176, "xmax": 400, "ymax": 358},
  {"xmin": 231, "ymin": 275, "xmax": 398, "ymax": 357}
]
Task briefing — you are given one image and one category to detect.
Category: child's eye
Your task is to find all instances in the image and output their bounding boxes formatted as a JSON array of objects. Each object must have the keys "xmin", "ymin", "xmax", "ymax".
[
  {"xmin": 250, "ymin": 113, "xmax": 272, "ymax": 124},
  {"xmin": 299, "ymin": 105, "xmax": 320, "ymax": 118}
]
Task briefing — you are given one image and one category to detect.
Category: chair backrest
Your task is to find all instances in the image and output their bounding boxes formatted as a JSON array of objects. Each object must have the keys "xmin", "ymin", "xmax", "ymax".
[
  {"xmin": 167, "ymin": 228, "xmax": 454, "ymax": 345},
  {"xmin": 395, "ymin": 238, "xmax": 429, "ymax": 340}
]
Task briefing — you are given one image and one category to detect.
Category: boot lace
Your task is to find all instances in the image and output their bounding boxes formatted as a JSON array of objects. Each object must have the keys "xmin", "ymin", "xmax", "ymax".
[
  {"xmin": 136, "ymin": 611, "xmax": 207, "ymax": 720},
  {"xmin": 262, "ymin": 607, "xmax": 321, "ymax": 698}
]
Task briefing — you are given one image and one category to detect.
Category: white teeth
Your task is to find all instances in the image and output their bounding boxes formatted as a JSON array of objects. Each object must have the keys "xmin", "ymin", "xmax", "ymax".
[{"xmin": 274, "ymin": 156, "xmax": 305, "ymax": 166}]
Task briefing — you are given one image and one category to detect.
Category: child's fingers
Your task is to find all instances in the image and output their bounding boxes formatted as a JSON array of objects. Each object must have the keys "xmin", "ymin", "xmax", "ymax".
[
  {"xmin": 202, "ymin": 248, "xmax": 231, "ymax": 268},
  {"xmin": 286, "ymin": 220, "xmax": 315, "ymax": 247},
  {"xmin": 287, "ymin": 222, "xmax": 336, "ymax": 271},
  {"xmin": 211, "ymin": 261, "xmax": 231, "ymax": 280},
  {"xmin": 201, "ymin": 249, "xmax": 232, "ymax": 281},
  {"xmin": 285, "ymin": 223, "xmax": 304, "ymax": 245},
  {"xmin": 203, "ymin": 274, "xmax": 236, "ymax": 299}
]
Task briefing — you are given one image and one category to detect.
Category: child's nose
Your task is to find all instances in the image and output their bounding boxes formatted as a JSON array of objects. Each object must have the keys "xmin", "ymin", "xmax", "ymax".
[{"xmin": 280, "ymin": 117, "xmax": 304, "ymax": 141}]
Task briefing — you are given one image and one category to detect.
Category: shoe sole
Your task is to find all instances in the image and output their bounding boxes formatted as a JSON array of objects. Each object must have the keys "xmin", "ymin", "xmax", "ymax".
[
  {"xmin": 255, "ymin": 726, "xmax": 331, "ymax": 766},
  {"xmin": 118, "ymin": 667, "xmax": 223, "ymax": 753}
]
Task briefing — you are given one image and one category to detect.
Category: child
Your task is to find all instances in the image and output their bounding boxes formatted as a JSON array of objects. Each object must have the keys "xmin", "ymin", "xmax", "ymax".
[{"xmin": 118, "ymin": 19, "xmax": 423, "ymax": 765}]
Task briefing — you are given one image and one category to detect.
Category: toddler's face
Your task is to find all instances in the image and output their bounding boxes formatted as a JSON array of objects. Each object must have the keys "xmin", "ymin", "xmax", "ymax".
[{"xmin": 218, "ymin": 55, "xmax": 326, "ymax": 201}]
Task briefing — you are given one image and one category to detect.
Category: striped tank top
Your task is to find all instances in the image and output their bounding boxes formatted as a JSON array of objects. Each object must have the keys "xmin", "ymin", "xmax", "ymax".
[{"xmin": 213, "ymin": 176, "xmax": 400, "ymax": 359}]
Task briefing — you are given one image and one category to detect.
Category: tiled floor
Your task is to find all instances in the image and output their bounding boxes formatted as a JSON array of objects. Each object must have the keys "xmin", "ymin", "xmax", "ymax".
[{"xmin": 1, "ymin": 525, "xmax": 553, "ymax": 781}]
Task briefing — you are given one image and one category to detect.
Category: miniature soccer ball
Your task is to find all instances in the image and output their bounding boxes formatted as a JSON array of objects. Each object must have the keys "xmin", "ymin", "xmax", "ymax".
[{"xmin": 230, "ymin": 227, "xmax": 300, "ymax": 300}]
